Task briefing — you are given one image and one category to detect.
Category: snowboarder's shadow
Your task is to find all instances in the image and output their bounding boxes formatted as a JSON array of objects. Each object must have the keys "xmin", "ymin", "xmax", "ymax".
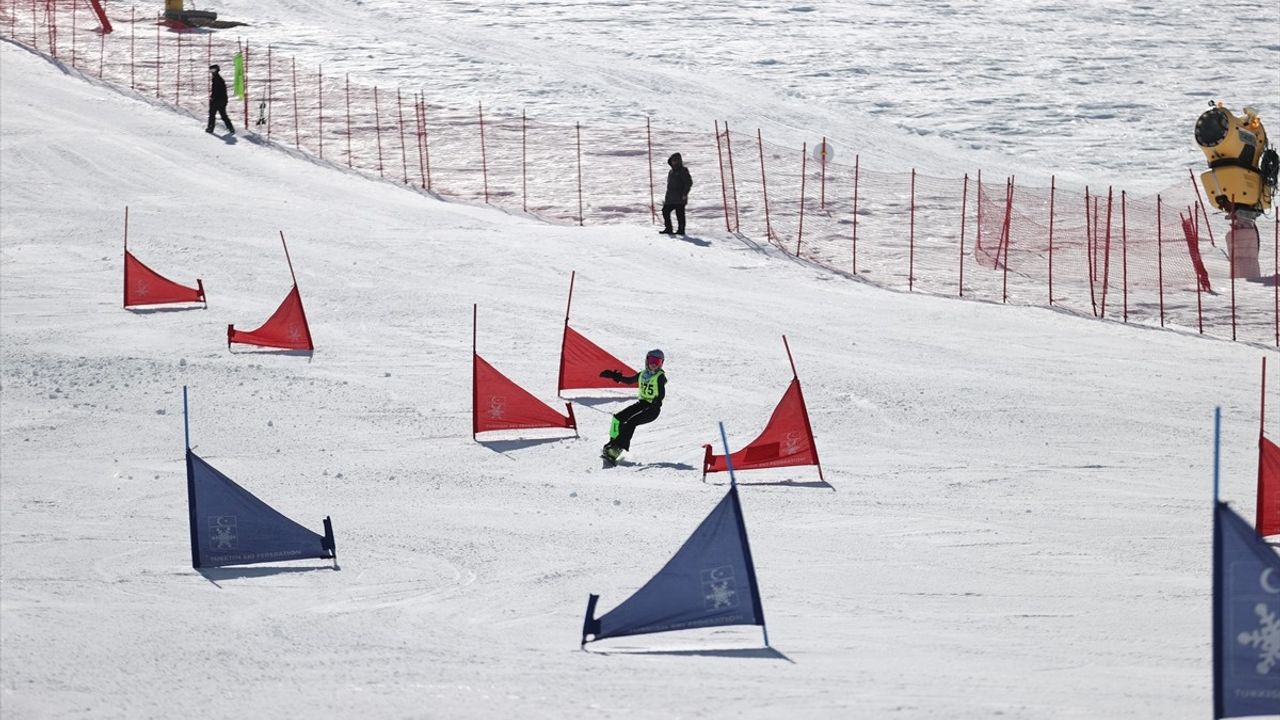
[{"xmin": 613, "ymin": 459, "xmax": 697, "ymax": 471}]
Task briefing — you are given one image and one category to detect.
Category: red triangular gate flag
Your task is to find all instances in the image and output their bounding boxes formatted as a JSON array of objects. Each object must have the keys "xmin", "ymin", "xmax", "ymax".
[
  {"xmin": 474, "ymin": 353, "xmax": 576, "ymax": 436},
  {"xmin": 558, "ymin": 324, "xmax": 638, "ymax": 393},
  {"xmin": 703, "ymin": 377, "xmax": 822, "ymax": 478},
  {"xmin": 227, "ymin": 285, "xmax": 314, "ymax": 351},
  {"xmin": 1258, "ymin": 435, "xmax": 1280, "ymax": 537},
  {"xmin": 124, "ymin": 250, "xmax": 205, "ymax": 307}
]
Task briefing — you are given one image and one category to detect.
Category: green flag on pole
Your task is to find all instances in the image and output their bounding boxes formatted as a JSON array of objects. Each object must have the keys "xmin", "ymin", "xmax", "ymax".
[{"xmin": 233, "ymin": 52, "xmax": 245, "ymax": 97}]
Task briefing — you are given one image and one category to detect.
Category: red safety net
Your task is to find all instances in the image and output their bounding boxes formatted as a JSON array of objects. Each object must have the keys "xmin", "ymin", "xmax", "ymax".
[
  {"xmin": 227, "ymin": 285, "xmax": 313, "ymax": 351},
  {"xmin": 1258, "ymin": 435, "xmax": 1280, "ymax": 537},
  {"xmin": 124, "ymin": 250, "xmax": 204, "ymax": 307},
  {"xmin": 558, "ymin": 325, "xmax": 637, "ymax": 393},
  {"xmin": 16, "ymin": 5, "xmax": 1276, "ymax": 345},
  {"xmin": 702, "ymin": 377, "xmax": 821, "ymax": 477},
  {"xmin": 473, "ymin": 354, "xmax": 576, "ymax": 435}
]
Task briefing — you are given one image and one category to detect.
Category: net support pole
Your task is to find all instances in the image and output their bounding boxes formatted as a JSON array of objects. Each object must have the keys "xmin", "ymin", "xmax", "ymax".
[
  {"xmin": 1157, "ymin": 195, "xmax": 1166, "ymax": 327},
  {"xmin": 714, "ymin": 120, "xmax": 731, "ymax": 232},
  {"xmin": 1048, "ymin": 176, "xmax": 1055, "ymax": 305},
  {"xmin": 758, "ymin": 129, "xmax": 773, "ymax": 242},
  {"xmin": 725, "ymin": 122, "xmax": 740, "ymax": 232},
  {"xmin": 959, "ymin": 173, "xmax": 968, "ymax": 297},
  {"xmin": 796, "ymin": 143, "xmax": 807, "ymax": 257},
  {"xmin": 575, "ymin": 122, "xmax": 583, "ymax": 226},
  {"xmin": 646, "ymin": 116, "xmax": 655, "ymax": 223},
  {"xmin": 909, "ymin": 168, "xmax": 916, "ymax": 292}
]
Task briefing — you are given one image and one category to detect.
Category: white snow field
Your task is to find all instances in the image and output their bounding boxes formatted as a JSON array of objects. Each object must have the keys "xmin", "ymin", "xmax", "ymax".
[{"xmin": 1, "ymin": 4, "xmax": 1278, "ymax": 719}]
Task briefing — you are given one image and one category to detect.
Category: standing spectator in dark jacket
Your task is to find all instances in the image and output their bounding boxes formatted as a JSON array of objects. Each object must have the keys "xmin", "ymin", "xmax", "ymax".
[
  {"xmin": 206, "ymin": 65, "xmax": 235, "ymax": 134},
  {"xmin": 660, "ymin": 153, "xmax": 692, "ymax": 236}
]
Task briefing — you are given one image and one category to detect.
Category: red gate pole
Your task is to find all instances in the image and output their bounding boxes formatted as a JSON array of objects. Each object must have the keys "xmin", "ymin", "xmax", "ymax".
[
  {"xmin": 576, "ymin": 121, "xmax": 583, "ymax": 226},
  {"xmin": 1048, "ymin": 175, "xmax": 1056, "ymax": 305},
  {"xmin": 646, "ymin": 116, "xmax": 655, "ymax": 223},
  {"xmin": 796, "ymin": 142, "xmax": 807, "ymax": 257},
  {"xmin": 397, "ymin": 89, "xmax": 409, "ymax": 183},
  {"xmin": 345, "ymin": 74, "xmax": 352, "ymax": 166},
  {"xmin": 1121, "ymin": 189, "xmax": 1128, "ymax": 322},
  {"xmin": 819, "ymin": 136, "xmax": 826, "ymax": 210},
  {"xmin": 758, "ymin": 129, "xmax": 773, "ymax": 242},
  {"xmin": 959, "ymin": 173, "xmax": 968, "ymax": 296},
  {"xmin": 478, "ymin": 102, "xmax": 489, "ymax": 201},
  {"xmin": 291, "ymin": 56, "xmax": 299, "ymax": 148},
  {"xmin": 98, "ymin": 10, "xmax": 104, "ymax": 78},
  {"xmin": 317, "ymin": 64, "xmax": 324, "ymax": 160},
  {"xmin": 374, "ymin": 86, "xmax": 385, "ymax": 177},
  {"xmin": 522, "ymin": 109, "xmax": 528, "ymax": 212},
  {"xmin": 725, "ymin": 122, "xmax": 740, "ymax": 232},
  {"xmin": 714, "ymin": 121, "xmax": 731, "ymax": 232},
  {"xmin": 1157, "ymin": 195, "xmax": 1165, "ymax": 327},
  {"xmin": 909, "ymin": 168, "xmax": 916, "ymax": 291}
]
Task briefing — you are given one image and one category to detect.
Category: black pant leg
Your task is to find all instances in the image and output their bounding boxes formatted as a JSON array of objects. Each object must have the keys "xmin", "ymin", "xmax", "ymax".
[
  {"xmin": 219, "ymin": 107, "xmax": 235, "ymax": 132},
  {"xmin": 660, "ymin": 204, "xmax": 674, "ymax": 232},
  {"xmin": 612, "ymin": 402, "xmax": 661, "ymax": 451},
  {"xmin": 206, "ymin": 107, "xmax": 216, "ymax": 131},
  {"xmin": 674, "ymin": 205, "xmax": 686, "ymax": 234}
]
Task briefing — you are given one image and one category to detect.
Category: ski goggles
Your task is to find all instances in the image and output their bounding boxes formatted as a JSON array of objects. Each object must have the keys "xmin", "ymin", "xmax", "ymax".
[{"xmin": 645, "ymin": 355, "xmax": 664, "ymax": 367}]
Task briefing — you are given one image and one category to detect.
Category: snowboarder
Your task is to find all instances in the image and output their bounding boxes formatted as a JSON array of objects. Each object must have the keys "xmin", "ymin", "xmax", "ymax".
[
  {"xmin": 660, "ymin": 153, "xmax": 692, "ymax": 236},
  {"xmin": 206, "ymin": 64, "xmax": 235, "ymax": 135},
  {"xmin": 599, "ymin": 349, "xmax": 667, "ymax": 466}
]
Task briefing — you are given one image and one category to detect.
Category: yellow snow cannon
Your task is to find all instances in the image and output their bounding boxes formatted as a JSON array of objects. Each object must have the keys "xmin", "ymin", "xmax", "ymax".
[{"xmin": 1195, "ymin": 102, "xmax": 1278, "ymax": 220}]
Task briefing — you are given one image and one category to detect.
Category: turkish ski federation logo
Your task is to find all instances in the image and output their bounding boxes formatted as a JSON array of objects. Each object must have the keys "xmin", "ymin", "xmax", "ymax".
[
  {"xmin": 701, "ymin": 565, "xmax": 739, "ymax": 611},
  {"xmin": 782, "ymin": 431, "xmax": 802, "ymax": 456},
  {"xmin": 208, "ymin": 515, "xmax": 238, "ymax": 550},
  {"xmin": 1236, "ymin": 566, "xmax": 1280, "ymax": 675},
  {"xmin": 487, "ymin": 395, "xmax": 506, "ymax": 419}
]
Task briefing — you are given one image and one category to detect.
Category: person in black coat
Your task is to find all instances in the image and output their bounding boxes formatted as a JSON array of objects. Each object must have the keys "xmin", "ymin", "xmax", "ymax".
[
  {"xmin": 206, "ymin": 64, "xmax": 235, "ymax": 134},
  {"xmin": 660, "ymin": 152, "xmax": 692, "ymax": 235}
]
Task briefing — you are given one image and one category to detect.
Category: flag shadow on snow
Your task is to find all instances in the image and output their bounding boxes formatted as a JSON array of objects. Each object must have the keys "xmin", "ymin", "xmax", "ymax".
[
  {"xmin": 589, "ymin": 646, "xmax": 792, "ymax": 662},
  {"xmin": 707, "ymin": 477, "xmax": 835, "ymax": 491},
  {"xmin": 227, "ymin": 347, "xmax": 314, "ymax": 358},
  {"xmin": 198, "ymin": 564, "xmax": 339, "ymax": 586},
  {"xmin": 479, "ymin": 437, "xmax": 570, "ymax": 454}
]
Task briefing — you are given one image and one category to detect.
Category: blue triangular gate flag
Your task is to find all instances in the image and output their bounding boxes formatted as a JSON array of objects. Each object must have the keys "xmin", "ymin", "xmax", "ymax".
[
  {"xmin": 1214, "ymin": 501, "xmax": 1280, "ymax": 718},
  {"xmin": 186, "ymin": 450, "xmax": 336, "ymax": 569},
  {"xmin": 582, "ymin": 485, "xmax": 765, "ymax": 645}
]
